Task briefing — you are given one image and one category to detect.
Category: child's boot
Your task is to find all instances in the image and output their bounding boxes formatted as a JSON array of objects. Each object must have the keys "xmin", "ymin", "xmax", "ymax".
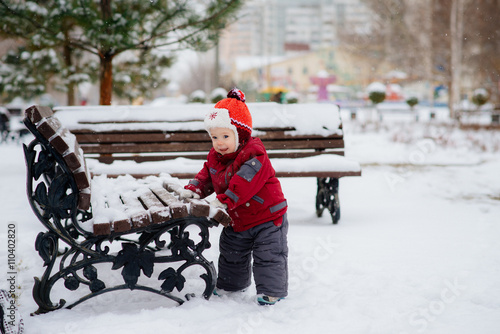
[{"xmin": 256, "ymin": 295, "xmax": 284, "ymax": 306}]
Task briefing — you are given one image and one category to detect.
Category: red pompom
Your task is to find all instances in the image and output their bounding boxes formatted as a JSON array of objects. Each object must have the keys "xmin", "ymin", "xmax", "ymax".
[{"xmin": 227, "ymin": 88, "xmax": 245, "ymax": 103}]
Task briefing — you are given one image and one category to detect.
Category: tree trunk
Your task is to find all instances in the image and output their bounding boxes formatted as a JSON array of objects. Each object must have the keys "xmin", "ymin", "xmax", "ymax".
[
  {"xmin": 63, "ymin": 43, "xmax": 75, "ymax": 106},
  {"xmin": 99, "ymin": 0, "xmax": 113, "ymax": 105},
  {"xmin": 101, "ymin": 0, "xmax": 112, "ymax": 21},
  {"xmin": 449, "ymin": 0, "xmax": 465, "ymax": 119},
  {"xmin": 99, "ymin": 55, "xmax": 113, "ymax": 105},
  {"xmin": 421, "ymin": 0, "xmax": 433, "ymax": 105}
]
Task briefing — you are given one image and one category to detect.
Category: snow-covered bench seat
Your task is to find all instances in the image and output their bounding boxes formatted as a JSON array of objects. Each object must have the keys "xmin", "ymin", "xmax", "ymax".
[
  {"xmin": 22, "ymin": 105, "xmax": 230, "ymax": 314},
  {"xmin": 53, "ymin": 102, "xmax": 361, "ymax": 224},
  {"xmin": 376, "ymin": 102, "xmax": 419, "ymax": 122}
]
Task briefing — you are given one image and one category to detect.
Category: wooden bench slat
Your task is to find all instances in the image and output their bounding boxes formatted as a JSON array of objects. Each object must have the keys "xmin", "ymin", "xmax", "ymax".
[
  {"xmin": 138, "ymin": 189, "xmax": 171, "ymax": 224},
  {"xmin": 148, "ymin": 185, "xmax": 189, "ymax": 219},
  {"xmin": 274, "ymin": 170, "xmax": 362, "ymax": 178},
  {"xmin": 72, "ymin": 130, "xmax": 343, "ymax": 144},
  {"xmin": 120, "ymin": 193, "xmax": 152, "ymax": 228},
  {"xmin": 80, "ymin": 142, "xmax": 214, "ymax": 154},
  {"xmin": 73, "ymin": 170, "xmax": 90, "ymax": 190},
  {"xmin": 93, "ymin": 221, "xmax": 111, "ymax": 235},
  {"xmin": 26, "ymin": 105, "xmax": 54, "ymax": 124},
  {"xmin": 212, "ymin": 208, "xmax": 232, "ymax": 226},
  {"xmin": 267, "ymin": 151, "xmax": 345, "ymax": 158},
  {"xmin": 49, "ymin": 128, "xmax": 72, "ymax": 155},
  {"xmin": 169, "ymin": 202, "xmax": 189, "ymax": 219},
  {"xmin": 104, "ymin": 192, "xmax": 132, "ymax": 233},
  {"xmin": 186, "ymin": 199, "xmax": 211, "ymax": 217},
  {"xmin": 62, "ymin": 140, "xmax": 83, "ymax": 172},
  {"xmin": 93, "ymin": 154, "xmax": 209, "ymax": 163},
  {"xmin": 149, "ymin": 185, "xmax": 178, "ymax": 206},
  {"xmin": 260, "ymin": 132, "xmax": 343, "ymax": 140},
  {"xmin": 74, "ymin": 131, "xmax": 209, "ymax": 144},
  {"xmin": 138, "ymin": 189, "xmax": 165, "ymax": 209},
  {"xmin": 78, "ymin": 139, "xmax": 345, "ymax": 155},
  {"xmin": 263, "ymin": 139, "xmax": 345, "ymax": 150},
  {"xmin": 78, "ymin": 191, "xmax": 91, "ymax": 211},
  {"xmin": 90, "ymin": 150, "xmax": 345, "ymax": 164},
  {"xmin": 77, "ymin": 119, "xmax": 204, "ymax": 125},
  {"xmin": 37, "ymin": 116, "xmax": 62, "ymax": 140}
]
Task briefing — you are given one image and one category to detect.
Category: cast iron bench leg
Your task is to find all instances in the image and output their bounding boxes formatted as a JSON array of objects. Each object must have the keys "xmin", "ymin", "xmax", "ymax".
[
  {"xmin": 32, "ymin": 217, "xmax": 217, "ymax": 314},
  {"xmin": 315, "ymin": 177, "xmax": 341, "ymax": 224}
]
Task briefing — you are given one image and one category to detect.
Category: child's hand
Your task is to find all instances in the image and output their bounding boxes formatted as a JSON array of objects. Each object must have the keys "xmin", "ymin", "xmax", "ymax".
[
  {"xmin": 210, "ymin": 198, "xmax": 228, "ymax": 209},
  {"xmin": 179, "ymin": 189, "xmax": 201, "ymax": 200}
]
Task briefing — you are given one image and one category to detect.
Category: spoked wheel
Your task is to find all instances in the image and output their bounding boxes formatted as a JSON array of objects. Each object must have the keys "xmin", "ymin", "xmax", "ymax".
[{"xmin": 315, "ymin": 177, "xmax": 340, "ymax": 224}]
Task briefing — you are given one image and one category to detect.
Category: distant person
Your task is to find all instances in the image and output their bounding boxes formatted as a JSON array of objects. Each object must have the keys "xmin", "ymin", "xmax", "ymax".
[
  {"xmin": 0, "ymin": 110, "xmax": 10, "ymax": 142},
  {"xmin": 272, "ymin": 91, "xmax": 283, "ymax": 103},
  {"xmin": 180, "ymin": 88, "xmax": 289, "ymax": 305}
]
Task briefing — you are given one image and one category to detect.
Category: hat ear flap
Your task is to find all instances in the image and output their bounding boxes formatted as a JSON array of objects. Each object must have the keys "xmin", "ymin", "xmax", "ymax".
[{"xmin": 205, "ymin": 108, "xmax": 239, "ymax": 149}]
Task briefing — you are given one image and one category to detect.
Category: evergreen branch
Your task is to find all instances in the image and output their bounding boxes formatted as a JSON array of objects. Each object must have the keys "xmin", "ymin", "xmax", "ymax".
[
  {"xmin": 145, "ymin": 25, "xmax": 212, "ymax": 50},
  {"xmin": 116, "ymin": 22, "xmax": 209, "ymax": 55},
  {"xmin": 169, "ymin": 0, "xmax": 239, "ymax": 35},
  {"xmin": 120, "ymin": 4, "xmax": 187, "ymax": 52},
  {"xmin": 147, "ymin": 3, "xmax": 187, "ymax": 42},
  {"xmin": 0, "ymin": 0, "xmax": 98, "ymax": 55},
  {"xmin": 78, "ymin": 0, "xmax": 90, "ymax": 17},
  {"xmin": 65, "ymin": 38, "xmax": 100, "ymax": 56},
  {"xmin": 0, "ymin": 1, "xmax": 56, "ymax": 35},
  {"xmin": 133, "ymin": 0, "xmax": 239, "ymax": 51}
]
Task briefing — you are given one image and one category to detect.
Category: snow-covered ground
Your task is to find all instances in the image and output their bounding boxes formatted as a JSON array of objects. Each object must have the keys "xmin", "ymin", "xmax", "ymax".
[{"xmin": 1, "ymin": 112, "xmax": 500, "ymax": 334}]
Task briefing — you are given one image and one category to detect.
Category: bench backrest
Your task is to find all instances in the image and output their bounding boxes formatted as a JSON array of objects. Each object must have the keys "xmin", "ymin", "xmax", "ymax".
[
  {"xmin": 53, "ymin": 103, "xmax": 345, "ymax": 163},
  {"xmin": 24, "ymin": 106, "xmax": 91, "ymax": 211}
]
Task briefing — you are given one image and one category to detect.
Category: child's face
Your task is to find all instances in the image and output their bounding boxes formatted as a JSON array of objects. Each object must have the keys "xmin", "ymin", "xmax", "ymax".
[{"xmin": 210, "ymin": 127, "xmax": 236, "ymax": 155}]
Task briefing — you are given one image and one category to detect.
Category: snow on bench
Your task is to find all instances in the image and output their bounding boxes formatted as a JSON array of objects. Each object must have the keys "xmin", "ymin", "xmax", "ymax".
[
  {"xmin": 52, "ymin": 102, "xmax": 361, "ymax": 224},
  {"xmin": 53, "ymin": 103, "xmax": 360, "ymax": 177}
]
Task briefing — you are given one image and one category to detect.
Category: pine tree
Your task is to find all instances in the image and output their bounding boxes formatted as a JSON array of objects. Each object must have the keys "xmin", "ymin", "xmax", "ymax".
[
  {"xmin": 0, "ymin": 0, "xmax": 243, "ymax": 105},
  {"xmin": 0, "ymin": 47, "xmax": 60, "ymax": 102},
  {"xmin": 113, "ymin": 50, "xmax": 173, "ymax": 103}
]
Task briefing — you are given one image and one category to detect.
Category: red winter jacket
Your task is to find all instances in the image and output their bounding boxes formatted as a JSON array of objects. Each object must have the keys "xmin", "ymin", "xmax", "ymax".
[{"xmin": 184, "ymin": 137, "xmax": 287, "ymax": 232}]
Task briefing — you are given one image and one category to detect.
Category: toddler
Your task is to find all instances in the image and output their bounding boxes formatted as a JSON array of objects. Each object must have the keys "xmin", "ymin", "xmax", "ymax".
[{"xmin": 180, "ymin": 88, "xmax": 288, "ymax": 305}]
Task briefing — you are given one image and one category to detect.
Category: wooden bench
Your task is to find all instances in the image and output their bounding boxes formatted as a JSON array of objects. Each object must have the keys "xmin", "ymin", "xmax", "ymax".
[
  {"xmin": 457, "ymin": 107, "xmax": 500, "ymax": 126},
  {"xmin": 23, "ymin": 106, "xmax": 231, "ymax": 314},
  {"xmin": 53, "ymin": 103, "xmax": 361, "ymax": 224},
  {"xmin": 376, "ymin": 102, "xmax": 419, "ymax": 122}
]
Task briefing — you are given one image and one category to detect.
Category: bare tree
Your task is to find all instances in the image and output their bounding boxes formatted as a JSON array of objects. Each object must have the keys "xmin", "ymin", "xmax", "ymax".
[
  {"xmin": 417, "ymin": 0, "xmax": 434, "ymax": 103},
  {"xmin": 461, "ymin": 0, "xmax": 500, "ymax": 104},
  {"xmin": 344, "ymin": 0, "xmax": 500, "ymax": 113},
  {"xmin": 449, "ymin": 0, "xmax": 466, "ymax": 118}
]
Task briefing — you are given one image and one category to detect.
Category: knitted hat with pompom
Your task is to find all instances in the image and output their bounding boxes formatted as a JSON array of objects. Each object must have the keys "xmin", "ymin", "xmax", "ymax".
[{"xmin": 204, "ymin": 88, "xmax": 252, "ymax": 149}]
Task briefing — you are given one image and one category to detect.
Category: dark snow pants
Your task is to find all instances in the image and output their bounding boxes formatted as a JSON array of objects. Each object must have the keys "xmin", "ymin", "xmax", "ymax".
[{"xmin": 216, "ymin": 214, "xmax": 289, "ymax": 298}]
